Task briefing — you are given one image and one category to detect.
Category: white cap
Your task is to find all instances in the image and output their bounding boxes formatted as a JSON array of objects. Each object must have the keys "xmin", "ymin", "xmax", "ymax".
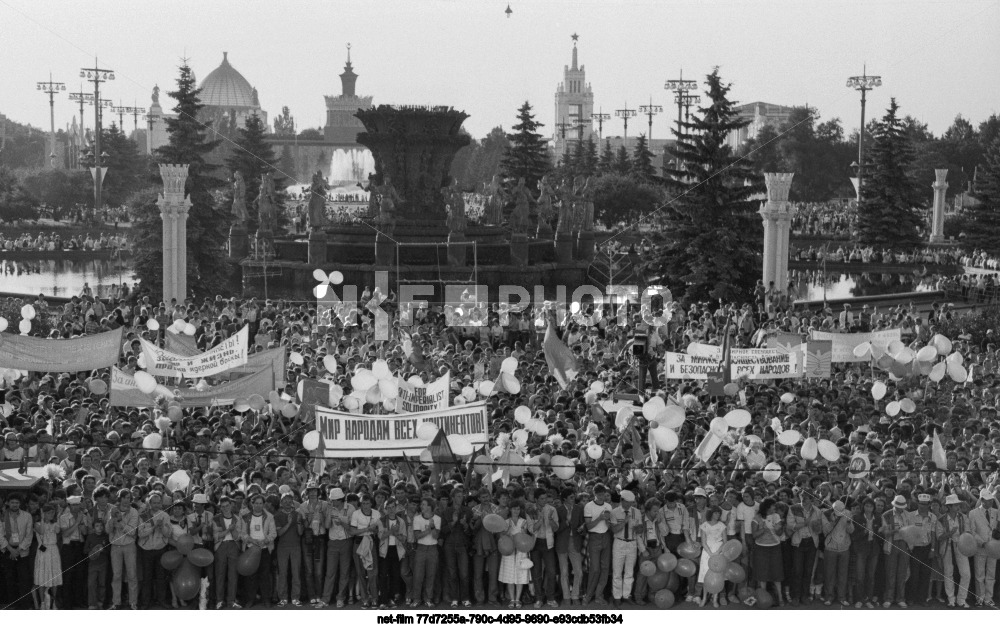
[{"xmin": 620, "ymin": 490, "xmax": 635, "ymax": 503}]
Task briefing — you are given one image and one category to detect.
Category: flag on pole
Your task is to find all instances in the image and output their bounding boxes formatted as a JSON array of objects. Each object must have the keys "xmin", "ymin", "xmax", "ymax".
[
  {"xmin": 399, "ymin": 455, "xmax": 421, "ymax": 488},
  {"xmin": 543, "ymin": 323, "xmax": 579, "ymax": 390},
  {"xmin": 932, "ymin": 429, "xmax": 948, "ymax": 470},
  {"xmin": 720, "ymin": 316, "xmax": 734, "ymax": 384}
]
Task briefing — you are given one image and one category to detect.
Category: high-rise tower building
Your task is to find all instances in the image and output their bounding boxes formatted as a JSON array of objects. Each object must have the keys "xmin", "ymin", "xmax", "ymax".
[{"xmin": 553, "ymin": 34, "xmax": 594, "ymax": 156}]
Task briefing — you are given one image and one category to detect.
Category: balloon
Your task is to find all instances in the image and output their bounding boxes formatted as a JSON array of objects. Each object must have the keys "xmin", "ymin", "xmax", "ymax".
[
  {"xmin": 160, "ymin": 549, "xmax": 184, "ymax": 571},
  {"xmin": 885, "ymin": 401, "xmax": 900, "ymax": 417},
  {"xmin": 852, "ymin": 342, "xmax": 871, "ymax": 359},
  {"xmin": 677, "ymin": 541, "xmax": 701, "ymax": 560},
  {"xmin": 188, "ymin": 547, "xmax": 214, "ymax": 568},
  {"xmin": 647, "ymin": 570, "xmax": 669, "ymax": 592},
  {"xmin": 708, "ymin": 554, "xmax": 729, "ymax": 573},
  {"xmin": 20, "ymin": 304, "xmax": 35, "ymax": 320},
  {"xmin": 871, "ymin": 381, "xmax": 887, "ymax": 401},
  {"xmin": 416, "ymin": 422, "xmax": 438, "ymax": 440},
  {"xmin": 419, "ymin": 448, "xmax": 434, "ymax": 465},
  {"xmin": 656, "ymin": 551, "xmax": 678, "ymax": 573},
  {"xmin": 639, "ymin": 561, "xmax": 657, "ymax": 578},
  {"xmin": 512, "ymin": 429, "xmax": 529, "ymax": 447},
  {"xmin": 762, "ymin": 462, "xmax": 782, "ymax": 483},
  {"xmin": 497, "ymin": 535, "xmax": 515, "ymax": 556},
  {"xmin": 183, "ymin": 323, "xmax": 196, "ymax": 336},
  {"xmin": 756, "ymin": 588, "xmax": 774, "ymax": 609},
  {"xmin": 957, "ymin": 533, "xmax": 978, "ymax": 557},
  {"xmin": 323, "ymin": 355, "xmax": 339, "ymax": 374},
  {"xmin": 658, "ymin": 405, "xmax": 685, "ymax": 430},
  {"xmin": 513, "ymin": 532, "xmax": 535, "ymax": 553},
  {"xmin": 351, "ymin": 369, "xmax": 378, "ymax": 393},
  {"xmin": 500, "ymin": 372, "xmax": 520, "ymax": 394},
  {"xmin": 895, "ymin": 347, "xmax": 915, "ymax": 364},
  {"xmin": 0, "ymin": 317, "xmax": 6, "ymax": 332},
  {"xmin": 247, "ymin": 394, "xmax": 266, "ymax": 411},
  {"xmin": 724, "ymin": 409, "xmax": 751, "ymax": 429},
  {"xmin": 590, "ymin": 380, "xmax": 605, "ymax": 394},
  {"xmin": 236, "ymin": 546, "xmax": 261, "ymax": 576},
  {"xmin": 514, "ymin": 406, "xmax": 532, "ymax": 425},
  {"xmin": 530, "ymin": 419, "xmax": 549, "ymax": 437},
  {"xmin": 876, "ymin": 354, "xmax": 894, "ymax": 371},
  {"xmin": 703, "ymin": 570, "xmax": 725, "ymax": 594},
  {"xmin": 302, "ymin": 430, "xmax": 321, "ymax": 451},
  {"xmin": 175, "ymin": 534, "xmax": 195, "ymax": 556},
  {"xmin": 930, "ymin": 362, "xmax": 947, "ymax": 382},
  {"xmin": 500, "ymin": 357, "xmax": 518, "ymax": 374},
  {"xmin": 282, "ymin": 403, "xmax": 299, "ymax": 418},
  {"xmin": 818, "ymin": 439, "xmax": 840, "ymax": 462},
  {"xmin": 166, "ymin": 470, "xmax": 190, "ymax": 493},
  {"xmin": 887, "ymin": 339, "xmax": 904, "ymax": 357},
  {"xmin": 985, "ymin": 540, "xmax": 1000, "ymax": 560},
  {"xmin": 143, "ymin": 433, "xmax": 162, "ymax": 450},
  {"xmin": 146, "ymin": 318, "xmax": 160, "ymax": 331},
  {"xmin": 780, "ymin": 392, "xmax": 795, "ymax": 404},
  {"xmin": 653, "ymin": 588, "xmax": 675, "ymax": 609},
  {"xmin": 723, "ymin": 382, "xmax": 739, "ymax": 397},
  {"xmin": 665, "ymin": 571, "xmax": 681, "ymax": 592},
  {"xmin": 173, "ymin": 561, "xmax": 201, "ymax": 600},
  {"xmin": 932, "ymin": 334, "xmax": 953, "ymax": 355},
  {"xmin": 651, "ymin": 427, "xmax": 679, "ymax": 452},
  {"xmin": 946, "ymin": 351, "xmax": 964, "ymax": 366},
  {"xmin": 721, "ymin": 539, "xmax": 743, "ymax": 561},
  {"xmin": 710, "ymin": 417, "xmax": 729, "ymax": 437},
  {"xmin": 479, "ymin": 380, "xmax": 495, "ymax": 397},
  {"xmin": 134, "ymin": 371, "xmax": 157, "ymax": 395},
  {"xmin": 505, "ymin": 452, "xmax": 526, "ymax": 476},
  {"xmin": 473, "ymin": 454, "xmax": 493, "ymax": 475},
  {"xmin": 615, "ymin": 406, "xmax": 635, "ymax": 431},
  {"xmin": 675, "ymin": 558, "xmax": 696, "ymax": 578},
  {"xmin": 550, "ymin": 455, "xmax": 575, "ymax": 480},
  {"xmin": 86, "ymin": 378, "xmax": 107, "ymax": 395},
  {"xmin": 447, "ymin": 434, "xmax": 473, "ymax": 457},
  {"xmin": 371, "ymin": 359, "xmax": 391, "ymax": 380},
  {"xmin": 916, "ymin": 345, "xmax": 937, "ymax": 362},
  {"xmin": 586, "ymin": 444, "xmax": 603, "ymax": 461},
  {"xmin": 234, "ymin": 398, "xmax": 250, "ymax": 413},
  {"xmin": 724, "ymin": 562, "xmax": 746, "ymax": 583},
  {"xmin": 642, "ymin": 396, "xmax": 665, "ymax": 420},
  {"xmin": 948, "ymin": 363, "xmax": 968, "ymax": 383},
  {"xmin": 777, "ymin": 429, "xmax": 801, "ymax": 446},
  {"xmin": 800, "ymin": 437, "xmax": 818, "ymax": 461},
  {"xmin": 383, "ymin": 397, "xmax": 394, "ymax": 411},
  {"xmin": 483, "ymin": 514, "xmax": 507, "ymax": 534},
  {"xmin": 899, "ymin": 398, "xmax": 916, "ymax": 414}
]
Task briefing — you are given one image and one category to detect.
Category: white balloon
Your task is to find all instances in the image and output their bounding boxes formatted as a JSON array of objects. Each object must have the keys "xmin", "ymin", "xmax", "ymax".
[
  {"xmin": 183, "ymin": 323, "xmax": 196, "ymax": 336},
  {"xmin": 946, "ymin": 351, "xmax": 964, "ymax": 366},
  {"xmin": 929, "ymin": 361, "xmax": 947, "ymax": 383},
  {"xmin": 462, "ymin": 386, "xmax": 476, "ymax": 401},
  {"xmin": 20, "ymin": 304, "xmax": 35, "ymax": 320},
  {"xmin": 342, "ymin": 395, "xmax": 360, "ymax": 411},
  {"xmin": 886, "ymin": 401, "xmax": 901, "ymax": 416},
  {"xmin": 323, "ymin": 355, "xmax": 339, "ymax": 373},
  {"xmin": 0, "ymin": 317, "xmax": 7, "ymax": 332},
  {"xmin": 372, "ymin": 359, "xmax": 392, "ymax": 380},
  {"xmin": 379, "ymin": 378, "xmax": 397, "ymax": 399},
  {"xmin": 416, "ymin": 422, "xmax": 439, "ymax": 440},
  {"xmin": 948, "ymin": 363, "xmax": 968, "ymax": 383},
  {"xmin": 328, "ymin": 384, "xmax": 344, "ymax": 406},
  {"xmin": 641, "ymin": 396, "xmax": 665, "ymax": 420},
  {"xmin": 290, "ymin": 352, "xmax": 304, "ymax": 366},
  {"xmin": 146, "ymin": 318, "xmax": 160, "ymax": 331},
  {"xmin": 479, "ymin": 380, "xmax": 495, "ymax": 397},
  {"xmin": 658, "ymin": 405, "xmax": 685, "ymax": 430},
  {"xmin": 500, "ymin": 372, "xmax": 520, "ymax": 394},
  {"xmin": 724, "ymin": 409, "xmax": 752, "ymax": 429},
  {"xmin": 852, "ymin": 342, "xmax": 872, "ymax": 359},
  {"xmin": 590, "ymin": 381, "xmax": 605, "ymax": 394},
  {"xmin": 818, "ymin": 439, "xmax": 840, "ymax": 462},
  {"xmin": 780, "ymin": 392, "xmax": 795, "ymax": 404},
  {"xmin": 500, "ymin": 357, "xmax": 518, "ymax": 374},
  {"xmin": 800, "ymin": 437, "xmax": 818, "ymax": 461},
  {"xmin": 899, "ymin": 398, "xmax": 916, "ymax": 414},
  {"xmin": 887, "ymin": 339, "xmax": 904, "ymax": 357},
  {"xmin": 916, "ymin": 346, "xmax": 937, "ymax": 362},
  {"xmin": 762, "ymin": 462, "xmax": 782, "ymax": 483},
  {"xmin": 453, "ymin": 396, "xmax": 467, "ymax": 405},
  {"xmin": 871, "ymin": 381, "xmax": 887, "ymax": 401},
  {"xmin": 530, "ymin": 419, "xmax": 550, "ymax": 437},
  {"xmin": 514, "ymin": 406, "xmax": 532, "ymax": 424},
  {"xmin": 710, "ymin": 417, "xmax": 729, "ymax": 437},
  {"xmin": 512, "ymin": 429, "xmax": 529, "ymax": 447},
  {"xmin": 134, "ymin": 371, "xmax": 157, "ymax": 395},
  {"xmin": 615, "ymin": 406, "xmax": 635, "ymax": 431},
  {"xmin": 895, "ymin": 347, "xmax": 915, "ymax": 365},
  {"xmin": 447, "ymin": 434, "xmax": 473, "ymax": 457},
  {"xmin": 302, "ymin": 430, "xmax": 321, "ymax": 451},
  {"xmin": 18, "ymin": 320, "xmax": 31, "ymax": 334},
  {"xmin": 312, "ymin": 268, "xmax": 328, "ymax": 283},
  {"xmin": 419, "ymin": 448, "xmax": 434, "ymax": 465},
  {"xmin": 142, "ymin": 433, "xmax": 162, "ymax": 450},
  {"xmin": 351, "ymin": 369, "xmax": 378, "ymax": 393},
  {"xmin": 550, "ymin": 455, "xmax": 575, "ymax": 480},
  {"xmin": 777, "ymin": 429, "xmax": 801, "ymax": 446},
  {"xmin": 651, "ymin": 427, "xmax": 678, "ymax": 451},
  {"xmin": 407, "ymin": 375, "xmax": 424, "ymax": 387},
  {"xmin": 586, "ymin": 444, "xmax": 603, "ymax": 461},
  {"xmin": 932, "ymin": 334, "xmax": 952, "ymax": 356}
]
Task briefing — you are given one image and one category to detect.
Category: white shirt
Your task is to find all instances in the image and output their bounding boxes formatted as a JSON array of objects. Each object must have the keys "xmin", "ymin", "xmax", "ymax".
[
  {"xmin": 350, "ymin": 508, "xmax": 381, "ymax": 537},
  {"xmin": 584, "ymin": 500, "xmax": 612, "ymax": 534},
  {"xmin": 249, "ymin": 514, "xmax": 266, "ymax": 541},
  {"xmin": 222, "ymin": 516, "xmax": 234, "ymax": 542},
  {"xmin": 413, "ymin": 514, "xmax": 441, "ymax": 546}
]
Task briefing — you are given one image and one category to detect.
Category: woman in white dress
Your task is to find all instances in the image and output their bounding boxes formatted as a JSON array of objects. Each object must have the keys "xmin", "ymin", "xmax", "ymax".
[
  {"xmin": 33, "ymin": 503, "xmax": 63, "ymax": 609},
  {"xmin": 498, "ymin": 499, "xmax": 533, "ymax": 608},
  {"xmin": 698, "ymin": 506, "xmax": 728, "ymax": 608}
]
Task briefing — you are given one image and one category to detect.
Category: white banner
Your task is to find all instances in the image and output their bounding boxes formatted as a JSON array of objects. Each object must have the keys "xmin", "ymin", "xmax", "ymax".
[
  {"xmin": 665, "ymin": 348, "xmax": 800, "ymax": 380},
  {"xmin": 809, "ymin": 329, "xmax": 901, "ymax": 363},
  {"xmin": 396, "ymin": 372, "xmax": 450, "ymax": 413},
  {"xmin": 141, "ymin": 326, "xmax": 248, "ymax": 378},
  {"xmin": 664, "ymin": 352, "xmax": 717, "ymax": 380},
  {"xmin": 316, "ymin": 401, "xmax": 488, "ymax": 458}
]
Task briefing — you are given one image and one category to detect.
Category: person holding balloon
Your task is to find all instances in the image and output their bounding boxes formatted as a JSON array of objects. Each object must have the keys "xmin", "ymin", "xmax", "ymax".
[
  {"xmin": 697, "ymin": 505, "xmax": 728, "ymax": 607},
  {"xmin": 498, "ymin": 498, "xmax": 534, "ymax": 608},
  {"xmin": 821, "ymin": 500, "xmax": 854, "ymax": 606},
  {"xmin": 632, "ymin": 497, "xmax": 667, "ymax": 605}
]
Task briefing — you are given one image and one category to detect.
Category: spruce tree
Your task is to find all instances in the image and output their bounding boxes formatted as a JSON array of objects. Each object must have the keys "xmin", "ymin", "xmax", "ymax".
[
  {"xmin": 646, "ymin": 68, "xmax": 763, "ymax": 302},
  {"xmin": 630, "ymin": 134, "xmax": 657, "ymax": 181},
  {"xmin": 856, "ymin": 99, "xmax": 922, "ymax": 249},
  {"xmin": 133, "ymin": 61, "xmax": 231, "ymax": 300},
  {"xmin": 965, "ymin": 138, "xmax": 1000, "ymax": 256},
  {"xmin": 499, "ymin": 101, "xmax": 551, "ymax": 193},
  {"xmin": 613, "ymin": 145, "xmax": 631, "ymax": 175},
  {"xmin": 224, "ymin": 113, "xmax": 285, "ymax": 234},
  {"xmin": 598, "ymin": 138, "xmax": 614, "ymax": 174}
]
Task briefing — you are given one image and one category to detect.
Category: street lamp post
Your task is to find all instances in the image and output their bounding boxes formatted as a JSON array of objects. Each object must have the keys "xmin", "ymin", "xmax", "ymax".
[
  {"xmin": 37, "ymin": 74, "xmax": 66, "ymax": 167},
  {"xmin": 112, "ymin": 103, "xmax": 127, "ymax": 130},
  {"xmin": 555, "ymin": 117, "xmax": 572, "ymax": 162},
  {"xmin": 130, "ymin": 104, "xmax": 146, "ymax": 131},
  {"xmin": 846, "ymin": 66, "xmax": 881, "ymax": 202},
  {"xmin": 676, "ymin": 94, "xmax": 701, "ymax": 125},
  {"xmin": 81, "ymin": 60, "xmax": 114, "ymax": 212},
  {"xmin": 615, "ymin": 103, "xmax": 636, "ymax": 145},
  {"xmin": 664, "ymin": 70, "xmax": 699, "ymax": 168},
  {"xmin": 591, "ymin": 109, "xmax": 610, "ymax": 139},
  {"xmin": 637, "ymin": 97, "xmax": 662, "ymax": 142}
]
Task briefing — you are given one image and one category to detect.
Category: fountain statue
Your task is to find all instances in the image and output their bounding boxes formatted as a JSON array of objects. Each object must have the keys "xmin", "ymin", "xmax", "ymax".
[
  {"xmin": 257, "ymin": 171, "xmax": 278, "ymax": 236},
  {"xmin": 307, "ymin": 170, "xmax": 328, "ymax": 232},
  {"xmin": 231, "ymin": 172, "xmax": 249, "ymax": 227}
]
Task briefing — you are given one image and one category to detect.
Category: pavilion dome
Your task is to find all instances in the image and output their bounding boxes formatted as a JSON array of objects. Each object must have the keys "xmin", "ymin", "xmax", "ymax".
[{"xmin": 199, "ymin": 52, "xmax": 256, "ymax": 108}]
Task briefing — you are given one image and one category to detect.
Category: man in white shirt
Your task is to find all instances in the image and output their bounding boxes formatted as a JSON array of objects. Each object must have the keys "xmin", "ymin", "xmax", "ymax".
[
  {"xmin": 609, "ymin": 490, "xmax": 641, "ymax": 606},
  {"xmin": 969, "ymin": 488, "xmax": 998, "ymax": 607},
  {"xmin": 582, "ymin": 485, "xmax": 613, "ymax": 605}
]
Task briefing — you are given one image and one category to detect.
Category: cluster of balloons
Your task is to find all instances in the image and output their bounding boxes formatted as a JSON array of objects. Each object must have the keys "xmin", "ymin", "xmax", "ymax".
[
  {"xmin": 159, "ymin": 534, "xmax": 215, "ymax": 601},
  {"xmin": 166, "ymin": 319, "xmax": 198, "ymax": 336},
  {"xmin": 632, "ymin": 540, "xmax": 746, "ymax": 608},
  {"xmin": 336, "ymin": 360, "xmax": 398, "ymax": 413},
  {"xmin": 856, "ymin": 334, "xmax": 967, "ymax": 384}
]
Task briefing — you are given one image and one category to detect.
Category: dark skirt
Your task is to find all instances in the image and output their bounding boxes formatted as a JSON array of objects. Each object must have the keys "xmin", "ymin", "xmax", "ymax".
[{"xmin": 753, "ymin": 543, "xmax": 784, "ymax": 582}]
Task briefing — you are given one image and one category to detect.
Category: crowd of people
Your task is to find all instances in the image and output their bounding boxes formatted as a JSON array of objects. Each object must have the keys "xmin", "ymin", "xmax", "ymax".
[
  {"xmin": 0, "ymin": 287, "xmax": 999, "ymax": 613},
  {"xmin": 791, "ymin": 245, "xmax": 963, "ymax": 267},
  {"xmin": 790, "ymin": 201, "xmax": 857, "ymax": 239},
  {"xmin": 0, "ymin": 231, "xmax": 131, "ymax": 254}
]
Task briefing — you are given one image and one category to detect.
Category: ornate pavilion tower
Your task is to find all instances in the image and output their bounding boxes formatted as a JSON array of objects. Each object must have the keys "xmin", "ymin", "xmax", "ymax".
[{"xmin": 553, "ymin": 34, "xmax": 594, "ymax": 155}]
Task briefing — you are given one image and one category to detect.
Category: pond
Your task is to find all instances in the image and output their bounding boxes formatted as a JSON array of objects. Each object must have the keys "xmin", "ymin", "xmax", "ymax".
[
  {"xmin": 788, "ymin": 269, "xmax": 942, "ymax": 302},
  {"xmin": 0, "ymin": 258, "xmax": 134, "ymax": 299}
]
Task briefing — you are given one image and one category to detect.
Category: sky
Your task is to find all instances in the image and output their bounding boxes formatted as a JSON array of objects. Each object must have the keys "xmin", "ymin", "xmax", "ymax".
[{"xmin": 1, "ymin": 0, "xmax": 999, "ymax": 142}]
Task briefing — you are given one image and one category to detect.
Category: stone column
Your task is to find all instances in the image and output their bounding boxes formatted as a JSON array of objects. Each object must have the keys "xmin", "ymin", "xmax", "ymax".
[
  {"xmin": 758, "ymin": 173, "xmax": 795, "ymax": 294},
  {"xmin": 157, "ymin": 164, "xmax": 191, "ymax": 304},
  {"xmin": 930, "ymin": 169, "xmax": 948, "ymax": 243},
  {"xmin": 308, "ymin": 229, "xmax": 328, "ymax": 266}
]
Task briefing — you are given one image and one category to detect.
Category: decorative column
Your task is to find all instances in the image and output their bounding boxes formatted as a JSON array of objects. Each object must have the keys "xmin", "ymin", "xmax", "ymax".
[
  {"xmin": 930, "ymin": 169, "xmax": 948, "ymax": 243},
  {"xmin": 157, "ymin": 164, "xmax": 191, "ymax": 304},
  {"xmin": 758, "ymin": 173, "xmax": 795, "ymax": 293}
]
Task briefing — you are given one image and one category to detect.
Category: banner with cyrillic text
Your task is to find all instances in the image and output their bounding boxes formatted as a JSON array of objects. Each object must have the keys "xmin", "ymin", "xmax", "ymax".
[
  {"xmin": 809, "ymin": 329, "xmax": 901, "ymax": 363},
  {"xmin": 0, "ymin": 328, "xmax": 123, "ymax": 372},
  {"xmin": 664, "ymin": 352, "xmax": 717, "ymax": 380},
  {"xmin": 165, "ymin": 331, "xmax": 199, "ymax": 356},
  {"xmin": 396, "ymin": 372, "xmax": 450, "ymax": 413},
  {"xmin": 109, "ymin": 364, "xmax": 275, "ymax": 407},
  {"xmin": 315, "ymin": 401, "xmax": 488, "ymax": 458},
  {"xmin": 141, "ymin": 326, "xmax": 248, "ymax": 378},
  {"xmin": 220, "ymin": 348, "xmax": 287, "ymax": 388},
  {"xmin": 665, "ymin": 348, "xmax": 800, "ymax": 380}
]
